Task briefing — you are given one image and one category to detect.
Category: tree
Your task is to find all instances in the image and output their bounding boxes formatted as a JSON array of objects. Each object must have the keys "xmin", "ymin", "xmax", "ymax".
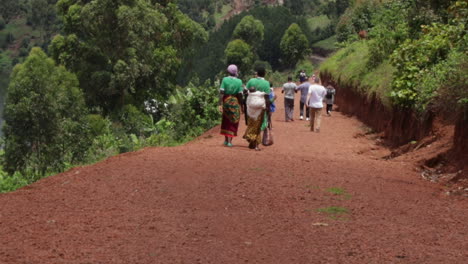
[
  {"xmin": 51, "ymin": 0, "xmax": 207, "ymax": 113},
  {"xmin": 225, "ymin": 39, "xmax": 254, "ymax": 80},
  {"xmin": 29, "ymin": 0, "xmax": 58, "ymax": 42},
  {"xmin": 0, "ymin": 0, "xmax": 22, "ymax": 23},
  {"xmin": 280, "ymin": 23, "xmax": 310, "ymax": 67},
  {"xmin": 3, "ymin": 48, "xmax": 90, "ymax": 177},
  {"xmin": 232, "ymin": 15, "xmax": 264, "ymax": 50}
]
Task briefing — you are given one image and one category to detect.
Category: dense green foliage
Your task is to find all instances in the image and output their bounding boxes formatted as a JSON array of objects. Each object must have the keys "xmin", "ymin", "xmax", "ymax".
[
  {"xmin": 322, "ymin": 0, "xmax": 467, "ymax": 115},
  {"xmin": 390, "ymin": 1, "xmax": 467, "ymax": 110},
  {"xmin": 50, "ymin": 0, "xmax": 207, "ymax": 113},
  {"xmin": 280, "ymin": 23, "xmax": 310, "ymax": 67},
  {"xmin": 225, "ymin": 39, "xmax": 255, "ymax": 79},
  {"xmin": 181, "ymin": 6, "xmax": 315, "ymax": 84},
  {"xmin": 0, "ymin": 0, "xmax": 218, "ymax": 192},
  {"xmin": 3, "ymin": 48, "xmax": 89, "ymax": 176},
  {"xmin": 233, "ymin": 15, "xmax": 264, "ymax": 51}
]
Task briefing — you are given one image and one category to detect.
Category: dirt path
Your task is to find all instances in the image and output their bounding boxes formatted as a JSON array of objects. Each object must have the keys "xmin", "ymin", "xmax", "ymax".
[{"xmin": 1, "ymin": 91, "xmax": 467, "ymax": 263}]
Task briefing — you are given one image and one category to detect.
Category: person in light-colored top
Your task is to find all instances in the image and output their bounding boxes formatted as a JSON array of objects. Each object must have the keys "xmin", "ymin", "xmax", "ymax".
[
  {"xmin": 306, "ymin": 77, "xmax": 327, "ymax": 132},
  {"xmin": 295, "ymin": 79, "xmax": 310, "ymax": 120},
  {"xmin": 282, "ymin": 76, "xmax": 297, "ymax": 122}
]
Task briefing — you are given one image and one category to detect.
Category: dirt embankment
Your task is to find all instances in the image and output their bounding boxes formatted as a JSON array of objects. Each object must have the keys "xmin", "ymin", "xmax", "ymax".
[
  {"xmin": 320, "ymin": 72, "xmax": 434, "ymax": 147},
  {"xmin": 320, "ymin": 71, "xmax": 467, "ymax": 179}
]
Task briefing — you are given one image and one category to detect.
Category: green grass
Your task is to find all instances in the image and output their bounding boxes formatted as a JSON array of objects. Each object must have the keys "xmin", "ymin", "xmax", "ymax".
[
  {"xmin": 326, "ymin": 187, "xmax": 352, "ymax": 200},
  {"xmin": 326, "ymin": 187, "xmax": 346, "ymax": 195},
  {"xmin": 312, "ymin": 35, "xmax": 337, "ymax": 50},
  {"xmin": 319, "ymin": 40, "xmax": 396, "ymax": 109},
  {"xmin": 306, "ymin": 15, "xmax": 331, "ymax": 32},
  {"xmin": 317, "ymin": 206, "xmax": 349, "ymax": 215},
  {"xmin": 3, "ymin": 17, "xmax": 41, "ymax": 40},
  {"xmin": 214, "ymin": 4, "xmax": 233, "ymax": 26}
]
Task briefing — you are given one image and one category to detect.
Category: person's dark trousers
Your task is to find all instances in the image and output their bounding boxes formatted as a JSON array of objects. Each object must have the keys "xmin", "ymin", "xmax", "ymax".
[
  {"xmin": 299, "ymin": 101, "xmax": 310, "ymax": 118},
  {"xmin": 284, "ymin": 98, "xmax": 294, "ymax": 121},
  {"xmin": 326, "ymin": 104, "xmax": 333, "ymax": 114}
]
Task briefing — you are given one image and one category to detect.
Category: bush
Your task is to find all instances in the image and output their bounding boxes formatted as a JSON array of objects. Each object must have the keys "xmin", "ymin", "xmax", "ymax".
[
  {"xmin": 119, "ymin": 104, "xmax": 152, "ymax": 136},
  {"xmin": 21, "ymin": 37, "xmax": 30, "ymax": 49},
  {"xmin": 87, "ymin": 114, "xmax": 111, "ymax": 138},
  {"xmin": 0, "ymin": 170, "xmax": 29, "ymax": 193},
  {"xmin": 390, "ymin": 21, "xmax": 465, "ymax": 108},
  {"xmin": 295, "ymin": 59, "xmax": 315, "ymax": 79},
  {"xmin": 335, "ymin": 0, "xmax": 378, "ymax": 42},
  {"xmin": 18, "ymin": 47, "xmax": 29, "ymax": 57},
  {"xmin": 168, "ymin": 80, "xmax": 219, "ymax": 141},
  {"xmin": 367, "ymin": 1, "xmax": 410, "ymax": 67},
  {"xmin": 416, "ymin": 50, "xmax": 468, "ymax": 115},
  {"xmin": 6, "ymin": 32, "xmax": 14, "ymax": 44},
  {"xmin": 0, "ymin": 16, "xmax": 5, "ymax": 30}
]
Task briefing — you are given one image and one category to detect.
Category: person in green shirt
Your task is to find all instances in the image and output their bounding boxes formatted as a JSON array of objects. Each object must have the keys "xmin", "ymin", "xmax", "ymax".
[
  {"xmin": 219, "ymin": 64, "xmax": 244, "ymax": 147},
  {"xmin": 243, "ymin": 67, "xmax": 271, "ymax": 151}
]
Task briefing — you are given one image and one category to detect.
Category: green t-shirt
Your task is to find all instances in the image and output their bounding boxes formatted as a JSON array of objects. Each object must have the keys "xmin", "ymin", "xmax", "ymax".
[
  {"xmin": 220, "ymin": 76, "xmax": 243, "ymax": 95},
  {"xmin": 246, "ymin": 77, "xmax": 270, "ymax": 93}
]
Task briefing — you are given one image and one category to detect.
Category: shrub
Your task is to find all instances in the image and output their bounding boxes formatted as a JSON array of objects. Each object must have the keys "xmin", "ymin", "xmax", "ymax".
[
  {"xmin": 390, "ymin": 21, "xmax": 465, "ymax": 108},
  {"xmin": 295, "ymin": 59, "xmax": 315, "ymax": 79},
  {"xmin": 168, "ymin": 80, "xmax": 219, "ymax": 141},
  {"xmin": 18, "ymin": 47, "xmax": 29, "ymax": 57},
  {"xmin": 87, "ymin": 114, "xmax": 111, "ymax": 138},
  {"xmin": 416, "ymin": 50, "xmax": 468, "ymax": 115},
  {"xmin": 119, "ymin": 104, "xmax": 152, "ymax": 137},
  {"xmin": 367, "ymin": 1, "xmax": 410, "ymax": 67},
  {"xmin": 335, "ymin": 0, "xmax": 378, "ymax": 42},
  {"xmin": 0, "ymin": 16, "xmax": 5, "ymax": 30}
]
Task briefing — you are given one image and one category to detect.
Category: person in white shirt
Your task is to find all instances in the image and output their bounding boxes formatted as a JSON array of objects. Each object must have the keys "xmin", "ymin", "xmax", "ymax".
[{"xmin": 305, "ymin": 77, "xmax": 327, "ymax": 132}]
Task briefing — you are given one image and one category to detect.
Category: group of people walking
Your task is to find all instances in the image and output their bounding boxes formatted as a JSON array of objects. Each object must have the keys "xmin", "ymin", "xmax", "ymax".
[
  {"xmin": 282, "ymin": 70, "xmax": 335, "ymax": 132},
  {"xmin": 218, "ymin": 65, "xmax": 335, "ymax": 151}
]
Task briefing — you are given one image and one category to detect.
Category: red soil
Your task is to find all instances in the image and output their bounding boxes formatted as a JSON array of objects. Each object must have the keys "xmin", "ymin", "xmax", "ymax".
[{"xmin": 1, "ymin": 90, "xmax": 467, "ymax": 263}]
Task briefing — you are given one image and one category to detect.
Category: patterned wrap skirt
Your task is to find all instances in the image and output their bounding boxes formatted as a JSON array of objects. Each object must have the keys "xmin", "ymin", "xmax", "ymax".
[
  {"xmin": 243, "ymin": 110, "xmax": 265, "ymax": 145},
  {"xmin": 220, "ymin": 95, "xmax": 241, "ymax": 137}
]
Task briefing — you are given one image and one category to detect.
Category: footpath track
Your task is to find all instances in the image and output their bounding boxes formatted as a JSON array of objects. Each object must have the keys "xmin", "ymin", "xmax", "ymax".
[{"xmin": 1, "ymin": 91, "xmax": 467, "ymax": 263}]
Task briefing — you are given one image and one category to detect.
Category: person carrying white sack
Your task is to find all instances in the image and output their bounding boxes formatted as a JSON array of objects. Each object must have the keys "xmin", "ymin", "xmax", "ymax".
[{"xmin": 243, "ymin": 67, "xmax": 271, "ymax": 151}]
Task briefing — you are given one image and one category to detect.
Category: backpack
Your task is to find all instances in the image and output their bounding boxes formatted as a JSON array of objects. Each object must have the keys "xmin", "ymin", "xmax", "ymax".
[{"xmin": 326, "ymin": 89, "xmax": 333, "ymax": 99}]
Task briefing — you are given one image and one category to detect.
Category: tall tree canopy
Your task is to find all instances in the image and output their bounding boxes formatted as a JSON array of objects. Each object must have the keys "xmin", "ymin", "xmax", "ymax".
[
  {"xmin": 280, "ymin": 23, "xmax": 310, "ymax": 67},
  {"xmin": 51, "ymin": 0, "xmax": 207, "ymax": 113},
  {"xmin": 225, "ymin": 39, "xmax": 255, "ymax": 80},
  {"xmin": 0, "ymin": 0, "xmax": 25, "ymax": 23},
  {"xmin": 3, "ymin": 48, "xmax": 89, "ymax": 176},
  {"xmin": 232, "ymin": 15, "xmax": 265, "ymax": 51}
]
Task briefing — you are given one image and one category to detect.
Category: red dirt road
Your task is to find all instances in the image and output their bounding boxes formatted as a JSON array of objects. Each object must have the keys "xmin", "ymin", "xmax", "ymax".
[{"xmin": 1, "ymin": 90, "xmax": 467, "ymax": 263}]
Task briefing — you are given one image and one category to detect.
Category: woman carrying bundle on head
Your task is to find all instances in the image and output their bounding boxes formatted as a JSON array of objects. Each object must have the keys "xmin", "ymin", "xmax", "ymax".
[{"xmin": 219, "ymin": 64, "xmax": 243, "ymax": 147}]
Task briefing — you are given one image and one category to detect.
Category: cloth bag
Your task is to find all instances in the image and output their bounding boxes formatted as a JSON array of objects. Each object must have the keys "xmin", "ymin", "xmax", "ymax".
[{"xmin": 262, "ymin": 127, "xmax": 273, "ymax": 146}]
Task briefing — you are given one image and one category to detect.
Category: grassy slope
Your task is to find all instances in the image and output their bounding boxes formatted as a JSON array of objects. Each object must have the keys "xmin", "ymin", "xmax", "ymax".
[
  {"xmin": 312, "ymin": 35, "xmax": 337, "ymax": 50},
  {"xmin": 320, "ymin": 41, "xmax": 395, "ymax": 108},
  {"xmin": 214, "ymin": 4, "xmax": 233, "ymax": 27},
  {"xmin": 307, "ymin": 15, "xmax": 331, "ymax": 31}
]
